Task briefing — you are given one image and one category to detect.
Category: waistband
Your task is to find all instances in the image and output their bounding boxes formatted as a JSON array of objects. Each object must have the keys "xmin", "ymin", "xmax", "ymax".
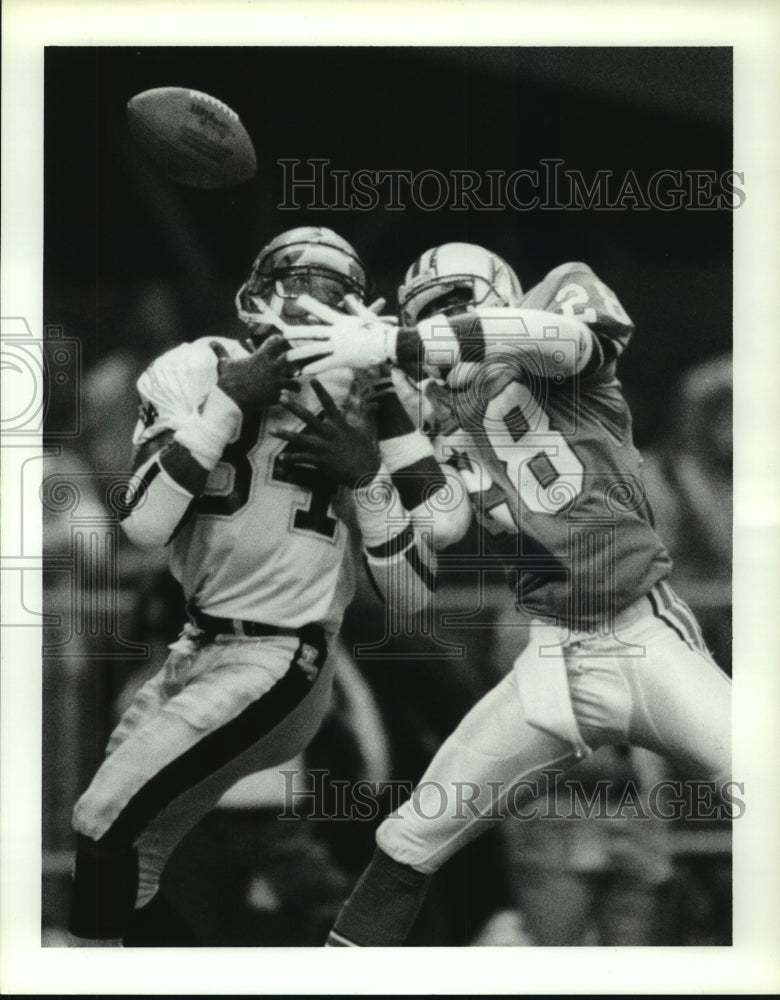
[
  {"xmin": 612, "ymin": 591, "xmax": 655, "ymax": 629},
  {"xmin": 564, "ymin": 590, "xmax": 656, "ymax": 638},
  {"xmin": 188, "ymin": 606, "xmax": 326, "ymax": 645}
]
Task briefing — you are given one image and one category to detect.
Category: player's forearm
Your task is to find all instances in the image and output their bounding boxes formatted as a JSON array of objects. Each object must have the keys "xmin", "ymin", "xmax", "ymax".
[
  {"xmin": 372, "ymin": 373, "xmax": 471, "ymax": 549},
  {"xmin": 121, "ymin": 385, "xmax": 242, "ymax": 547},
  {"xmin": 362, "ymin": 525, "xmax": 438, "ymax": 617},
  {"xmin": 352, "ymin": 467, "xmax": 436, "ymax": 615},
  {"xmin": 397, "ymin": 308, "xmax": 595, "ymax": 378},
  {"xmin": 120, "ymin": 446, "xmax": 198, "ymax": 548}
]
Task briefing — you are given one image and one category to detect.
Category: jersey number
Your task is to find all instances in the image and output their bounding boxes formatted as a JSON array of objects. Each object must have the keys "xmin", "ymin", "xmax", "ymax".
[
  {"xmin": 197, "ymin": 412, "xmax": 338, "ymax": 539},
  {"xmin": 483, "ymin": 382, "xmax": 584, "ymax": 516},
  {"xmin": 270, "ymin": 445, "xmax": 338, "ymax": 538},
  {"xmin": 555, "ymin": 280, "xmax": 631, "ymax": 325}
]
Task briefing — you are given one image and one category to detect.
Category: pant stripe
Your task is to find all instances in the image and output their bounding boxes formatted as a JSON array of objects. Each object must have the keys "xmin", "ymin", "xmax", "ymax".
[
  {"xmin": 647, "ymin": 587, "xmax": 694, "ymax": 651},
  {"xmin": 662, "ymin": 581, "xmax": 709, "ymax": 653},
  {"xmin": 649, "ymin": 583, "xmax": 709, "ymax": 656},
  {"xmin": 326, "ymin": 929, "xmax": 358, "ymax": 947},
  {"xmin": 655, "ymin": 581, "xmax": 696, "ymax": 648},
  {"xmin": 99, "ymin": 630, "xmax": 326, "ymax": 848}
]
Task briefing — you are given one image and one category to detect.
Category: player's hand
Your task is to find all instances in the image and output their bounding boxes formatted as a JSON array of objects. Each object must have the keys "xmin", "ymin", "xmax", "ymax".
[
  {"xmin": 211, "ymin": 335, "xmax": 299, "ymax": 412},
  {"xmin": 274, "ymin": 379, "xmax": 380, "ymax": 489},
  {"xmin": 284, "ymin": 295, "xmax": 400, "ymax": 375}
]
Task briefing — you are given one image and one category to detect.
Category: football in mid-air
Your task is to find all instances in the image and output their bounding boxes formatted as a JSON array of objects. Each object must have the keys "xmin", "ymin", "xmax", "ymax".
[{"xmin": 126, "ymin": 86, "xmax": 257, "ymax": 189}]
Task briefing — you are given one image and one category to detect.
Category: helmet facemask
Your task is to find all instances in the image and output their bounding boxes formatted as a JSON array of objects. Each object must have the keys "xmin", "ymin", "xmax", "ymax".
[
  {"xmin": 398, "ymin": 243, "xmax": 523, "ymax": 328},
  {"xmin": 236, "ymin": 227, "xmax": 368, "ymax": 337}
]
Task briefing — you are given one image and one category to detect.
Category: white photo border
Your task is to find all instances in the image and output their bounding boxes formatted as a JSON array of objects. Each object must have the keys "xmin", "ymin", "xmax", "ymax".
[{"xmin": 2, "ymin": 0, "xmax": 779, "ymax": 994}]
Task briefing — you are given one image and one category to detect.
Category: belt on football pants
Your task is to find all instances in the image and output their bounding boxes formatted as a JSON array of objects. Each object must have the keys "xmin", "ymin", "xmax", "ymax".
[{"xmin": 187, "ymin": 606, "xmax": 324, "ymax": 644}]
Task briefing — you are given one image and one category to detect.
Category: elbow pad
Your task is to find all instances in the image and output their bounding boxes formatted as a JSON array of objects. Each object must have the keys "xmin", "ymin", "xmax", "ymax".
[
  {"xmin": 119, "ymin": 450, "xmax": 195, "ymax": 548},
  {"xmin": 121, "ymin": 384, "xmax": 242, "ymax": 548}
]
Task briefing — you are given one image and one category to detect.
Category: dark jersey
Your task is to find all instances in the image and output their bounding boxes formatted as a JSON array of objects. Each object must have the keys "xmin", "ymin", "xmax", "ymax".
[{"xmin": 427, "ymin": 262, "xmax": 672, "ymax": 628}]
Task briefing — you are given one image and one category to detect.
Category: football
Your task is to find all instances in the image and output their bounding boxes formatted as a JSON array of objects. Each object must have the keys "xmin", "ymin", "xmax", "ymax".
[{"xmin": 127, "ymin": 87, "xmax": 257, "ymax": 189}]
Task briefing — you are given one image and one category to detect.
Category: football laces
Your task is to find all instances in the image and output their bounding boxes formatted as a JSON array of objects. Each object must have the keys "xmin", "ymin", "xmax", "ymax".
[{"xmin": 189, "ymin": 89, "xmax": 239, "ymax": 122}]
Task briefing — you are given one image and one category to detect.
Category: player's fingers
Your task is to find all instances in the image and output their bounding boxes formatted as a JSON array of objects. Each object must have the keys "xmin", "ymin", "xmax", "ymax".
[
  {"xmin": 209, "ymin": 341, "xmax": 230, "ymax": 361},
  {"xmin": 277, "ymin": 378, "xmax": 301, "ymax": 393},
  {"xmin": 271, "ymin": 430, "xmax": 324, "ymax": 450},
  {"xmin": 298, "ymin": 356, "xmax": 338, "ymax": 376},
  {"xmin": 344, "ymin": 296, "xmax": 399, "ymax": 324},
  {"xmin": 295, "ymin": 293, "xmax": 344, "ymax": 324},
  {"xmin": 284, "ymin": 348, "xmax": 335, "ymax": 371},
  {"xmin": 286, "ymin": 344, "xmax": 333, "ymax": 367},
  {"xmin": 344, "ymin": 294, "xmax": 383, "ymax": 319},
  {"xmin": 257, "ymin": 333, "xmax": 287, "ymax": 358},
  {"xmin": 249, "ymin": 296, "xmax": 289, "ymax": 333},
  {"xmin": 271, "ymin": 353, "xmax": 297, "ymax": 376},
  {"xmin": 309, "ymin": 378, "xmax": 342, "ymax": 421},
  {"xmin": 283, "ymin": 326, "xmax": 334, "ymax": 346},
  {"xmin": 277, "ymin": 398, "xmax": 323, "ymax": 428},
  {"xmin": 276, "ymin": 451, "xmax": 320, "ymax": 469}
]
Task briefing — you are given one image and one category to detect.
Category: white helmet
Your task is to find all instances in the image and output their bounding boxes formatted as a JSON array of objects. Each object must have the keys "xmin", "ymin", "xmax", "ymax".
[{"xmin": 398, "ymin": 243, "xmax": 523, "ymax": 327}]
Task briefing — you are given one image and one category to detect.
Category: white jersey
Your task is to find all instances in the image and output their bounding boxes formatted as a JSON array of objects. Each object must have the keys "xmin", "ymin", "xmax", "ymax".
[{"xmin": 134, "ymin": 336, "xmax": 355, "ymax": 631}]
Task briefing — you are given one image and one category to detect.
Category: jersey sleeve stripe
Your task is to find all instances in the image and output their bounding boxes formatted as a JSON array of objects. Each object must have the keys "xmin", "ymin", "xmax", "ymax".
[
  {"xmin": 365, "ymin": 524, "xmax": 415, "ymax": 559},
  {"xmin": 362, "ymin": 554, "xmax": 389, "ymax": 603},
  {"xmin": 447, "ymin": 313, "xmax": 486, "ymax": 363},
  {"xmin": 389, "ymin": 457, "xmax": 447, "ymax": 512},
  {"xmin": 167, "ymin": 497, "xmax": 198, "ymax": 545},
  {"xmin": 159, "ymin": 440, "xmax": 210, "ymax": 495},
  {"xmin": 404, "ymin": 543, "xmax": 437, "ymax": 593},
  {"xmin": 374, "ymin": 385, "xmax": 418, "ymax": 440},
  {"xmin": 118, "ymin": 463, "xmax": 161, "ymax": 522}
]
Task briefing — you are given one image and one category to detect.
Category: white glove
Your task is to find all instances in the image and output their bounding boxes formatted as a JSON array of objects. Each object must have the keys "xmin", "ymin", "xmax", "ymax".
[
  {"xmin": 285, "ymin": 294, "xmax": 400, "ymax": 374},
  {"xmin": 234, "ymin": 289, "xmax": 293, "ymax": 334}
]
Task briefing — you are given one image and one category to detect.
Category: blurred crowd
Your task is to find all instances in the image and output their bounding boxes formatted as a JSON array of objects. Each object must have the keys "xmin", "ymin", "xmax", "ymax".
[{"xmin": 42, "ymin": 286, "xmax": 733, "ymax": 947}]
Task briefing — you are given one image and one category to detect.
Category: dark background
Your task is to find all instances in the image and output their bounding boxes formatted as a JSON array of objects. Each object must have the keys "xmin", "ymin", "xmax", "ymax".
[
  {"xmin": 41, "ymin": 46, "xmax": 734, "ymax": 947},
  {"xmin": 44, "ymin": 45, "xmax": 733, "ymax": 446}
]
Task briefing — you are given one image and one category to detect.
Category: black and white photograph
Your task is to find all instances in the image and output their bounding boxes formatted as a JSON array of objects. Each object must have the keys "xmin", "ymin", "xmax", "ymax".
[{"xmin": 2, "ymin": 1, "xmax": 779, "ymax": 994}]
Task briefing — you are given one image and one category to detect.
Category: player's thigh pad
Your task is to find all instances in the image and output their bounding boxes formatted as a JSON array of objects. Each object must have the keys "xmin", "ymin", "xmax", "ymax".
[
  {"xmin": 566, "ymin": 612, "xmax": 731, "ymax": 782},
  {"xmin": 376, "ymin": 670, "xmax": 579, "ymax": 874},
  {"xmin": 72, "ymin": 635, "xmax": 307, "ymax": 842},
  {"xmin": 621, "ymin": 616, "xmax": 731, "ymax": 781},
  {"xmin": 133, "ymin": 652, "xmax": 336, "ymax": 907}
]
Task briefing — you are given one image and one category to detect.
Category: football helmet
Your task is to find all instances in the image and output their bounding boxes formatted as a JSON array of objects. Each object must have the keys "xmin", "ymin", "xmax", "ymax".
[
  {"xmin": 236, "ymin": 226, "xmax": 369, "ymax": 331},
  {"xmin": 398, "ymin": 243, "xmax": 523, "ymax": 328}
]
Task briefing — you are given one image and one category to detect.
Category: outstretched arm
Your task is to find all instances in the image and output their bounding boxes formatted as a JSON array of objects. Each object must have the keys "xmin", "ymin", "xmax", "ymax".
[
  {"xmin": 285, "ymin": 263, "xmax": 633, "ymax": 380},
  {"xmin": 275, "ymin": 376, "xmax": 470, "ymax": 615}
]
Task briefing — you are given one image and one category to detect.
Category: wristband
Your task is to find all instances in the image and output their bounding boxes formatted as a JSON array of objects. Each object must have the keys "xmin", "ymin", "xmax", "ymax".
[
  {"xmin": 375, "ymin": 322, "xmax": 399, "ymax": 365},
  {"xmin": 352, "ymin": 463, "xmax": 410, "ymax": 549},
  {"xmin": 173, "ymin": 385, "xmax": 243, "ymax": 470},
  {"xmin": 379, "ymin": 430, "xmax": 435, "ymax": 473},
  {"xmin": 416, "ymin": 313, "xmax": 461, "ymax": 370}
]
